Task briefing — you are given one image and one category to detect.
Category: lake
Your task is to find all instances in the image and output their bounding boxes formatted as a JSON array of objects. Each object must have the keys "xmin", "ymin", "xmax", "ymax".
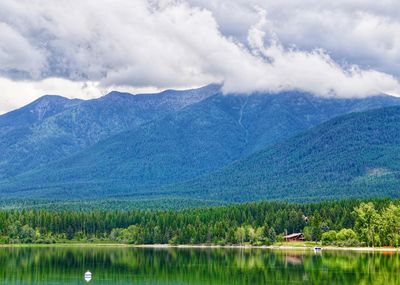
[{"xmin": 0, "ymin": 246, "xmax": 398, "ymax": 284}]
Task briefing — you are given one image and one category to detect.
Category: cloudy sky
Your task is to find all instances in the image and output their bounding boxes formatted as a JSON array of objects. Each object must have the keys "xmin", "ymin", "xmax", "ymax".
[{"xmin": 1, "ymin": 0, "xmax": 400, "ymax": 113}]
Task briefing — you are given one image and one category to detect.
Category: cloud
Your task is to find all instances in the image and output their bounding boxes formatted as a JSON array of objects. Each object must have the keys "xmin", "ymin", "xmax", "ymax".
[
  {"xmin": 0, "ymin": 78, "xmax": 101, "ymax": 114},
  {"xmin": 0, "ymin": 0, "xmax": 399, "ymax": 113},
  {"xmin": 189, "ymin": 0, "xmax": 400, "ymax": 76},
  {"xmin": 0, "ymin": 77, "xmax": 164, "ymax": 114},
  {"xmin": 0, "ymin": 23, "xmax": 46, "ymax": 78},
  {"xmin": 0, "ymin": 0, "xmax": 221, "ymax": 87},
  {"xmin": 220, "ymin": 9, "xmax": 400, "ymax": 97}
]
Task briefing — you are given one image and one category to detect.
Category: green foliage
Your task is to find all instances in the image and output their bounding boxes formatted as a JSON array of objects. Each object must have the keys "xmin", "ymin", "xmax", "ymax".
[
  {"xmin": 354, "ymin": 202, "xmax": 400, "ymax": 247},
  {"xmin": 336, "ymin": 229, "xmax": 357, "ymax": 241},
  {"xmin": 353, "ymin": 202, "xmax": 381, "ymax": 247},
  {"xmin": 336, "ymin": 229, "xmax": 359, "ymax": 247},
  {"xmin": 379, "ymin": 204, "xmax": 400, "ymax": 246},
  {"xmin": 303, "ymin": 226, "xmax": 312, "ymax": 241},
  {"xmin": 321, "ymin": 230, "xmax": 337, "ymax": 245},
  {"xmin": 322, "ymin": 229, "xmax": 359, "ymax": 246},
  {"xmin": 235, "ymin": 227, "xmax": 246, "ymax": 245},
  {"xmin": 0, "ymin": 199, "xmax": 398, "ymax": 247},
  {"xmin": 110, "ymin": 225, "xmax": 144, "ymax": 244},
  {"xmin": 267, "ymin": 227, "xmax": 277, "ymax": 245}
]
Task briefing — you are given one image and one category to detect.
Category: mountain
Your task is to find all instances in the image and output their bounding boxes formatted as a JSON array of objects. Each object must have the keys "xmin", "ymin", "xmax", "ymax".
[
  {"xmin": 172, "ymin": 106, "xmax": 400, "ymax": 202},
  {"xmin": 1, "ymin": 90, "xmax": 400, "ymax": 200},
  {"xmin": 0, "ymin": 84, "xmax": 219, "ymax": 178}
]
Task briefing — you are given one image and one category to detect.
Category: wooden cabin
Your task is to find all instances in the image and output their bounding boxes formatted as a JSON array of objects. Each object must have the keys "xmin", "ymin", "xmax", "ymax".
[{"xmin": 284, "ymin": 233, "xmax": 305, "ymax": 242}]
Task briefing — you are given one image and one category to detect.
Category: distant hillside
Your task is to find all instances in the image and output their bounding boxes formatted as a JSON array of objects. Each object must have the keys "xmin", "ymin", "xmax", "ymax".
[
  {"xmin": 0, "ymin": 84, "xmax": 219, "ymax": 178},
  {"xmin": 2, "ymin": 91, "xmax": 400, "ymax": 200},
  {"xmin": 174, "ymin": 106, "xmax": 400, "ymax": 202}
]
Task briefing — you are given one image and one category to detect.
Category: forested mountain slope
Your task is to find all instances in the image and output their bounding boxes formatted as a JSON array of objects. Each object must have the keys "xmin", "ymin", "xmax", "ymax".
[
  {"xmin": 175, "ymin": 106, "xmax": 400, "ymax": 202},
  {"xmin": 2, "ymin": 93, "xmax": 400, "ymax": 200},
  {"xmin": 0, "ymin": 84, "xmax": 219, "ymax": 178}
]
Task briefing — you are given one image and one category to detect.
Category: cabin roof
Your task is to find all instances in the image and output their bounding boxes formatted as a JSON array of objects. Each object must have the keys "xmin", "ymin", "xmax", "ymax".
[{"xmin": 284, "ymin": 233, "xmax": 303, "ymax": 239}]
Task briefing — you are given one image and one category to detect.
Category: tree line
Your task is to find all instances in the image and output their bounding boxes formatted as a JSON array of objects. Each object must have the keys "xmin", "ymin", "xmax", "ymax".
[{"xmin": 0, "ymin": 199, "xmax": 399, "ymax": 246}]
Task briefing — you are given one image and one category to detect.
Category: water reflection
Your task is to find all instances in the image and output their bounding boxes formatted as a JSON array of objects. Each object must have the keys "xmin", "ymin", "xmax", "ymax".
[
  {"xmin": 284, "ymin": 253, "xmax": 303, "ymax": 265},
  {"xmin": 84, "ymin": 271, "xmax": 92, "ymax": 282},
  {"xmin": 0, "ymin": 247, "xmax": 398, "ymax": 284}
]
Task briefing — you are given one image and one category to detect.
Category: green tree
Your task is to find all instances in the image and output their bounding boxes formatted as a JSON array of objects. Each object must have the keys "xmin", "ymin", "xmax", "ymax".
[
  {"xmin": 267, "ymin": 227, "xmax": 276, "ymax": 245},
  {"xmin": 310, "ymin": 211, "xmax": 322, "ymax": 241},
  {"xmin": 335, "ymin": 228, "xmax": 358, "ymax": 246},
  {"xmin": 245, "ymin": 226, "xmax": 256, "ymax": 244},
  {"xmin": 7, "ymin": 222, "xmax": 21, "ymax": 243},
  {"xmin": 66, "ymin": 226, "xmax": 74, "ymax": 240},
  {"xmin": 336, "ymin": 228, "xmax": 357, "ymax": 242},
  {"xmin": 303, "ymin": 226, "xmax": 312, "ymax": 241},
  {"xmin": 379, "ymin": 204, "xmax": 400, "ymax": 246},
  {"xmin": 353, "ymin": 202, "xmax": 380, "ymax": 247},
  {"xmin": 235, "ymin": 227, "xmax": 246, "ymax": 245},
  {"xmin": 20, "ymin": 225, "xmax": 36, "ymax": 243},
  {"xmin": 254, "ymin": 227, "xmax": 265, "ymax": 245},
  {"xmin": 321, "ymin": 230, "xmax": 337, "ymax": 245}
]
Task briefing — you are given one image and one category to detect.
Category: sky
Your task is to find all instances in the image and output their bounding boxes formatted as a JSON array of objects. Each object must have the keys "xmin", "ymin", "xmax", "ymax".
[{"xmin": 1, "ymin": 0, "xmax": 400, "ymax": 113}]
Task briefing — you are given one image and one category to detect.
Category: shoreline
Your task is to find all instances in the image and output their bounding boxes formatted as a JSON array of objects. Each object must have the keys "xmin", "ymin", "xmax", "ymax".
[
  {"xmin": 138, "ymin": 244, "xmax": 400, "ymax": 252},
  {"xmin": 0, "ymin": 243, "xmax": 399, "ymax": 252}
]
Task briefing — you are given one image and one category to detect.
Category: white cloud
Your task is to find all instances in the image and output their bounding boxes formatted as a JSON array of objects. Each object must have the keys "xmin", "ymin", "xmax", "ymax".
[
  {"xmin": 0, "ymin": 0, "xmax": 399, "ymax": 113},
  {"xmin": 0, "ymin": 23, "xmax": 46, "ymax": 78},
  {"xmin": 0, "ymin": 77, "xmax": 163, "ymax": 114},
  {"xmin": 221, "ymin": 10, "xmax": 400, "ymax": 97},
  {"xmin": 0, "ymin": 78, "xmax": 100, "ymax": 114},
  {"xmin": 189, "ymin": 0, "xmax": 400, "ymax": 76}
]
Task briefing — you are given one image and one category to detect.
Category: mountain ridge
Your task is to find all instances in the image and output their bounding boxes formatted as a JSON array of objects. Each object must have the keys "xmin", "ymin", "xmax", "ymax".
[
  {"xmin": 2, "ymin": 89, "xmax": 400, "ymax": 202},
  {"xmin": 0, "ymin": 84, "xmax": 219, "ymax": 178},
  {"xmin": 170, "ymin": 105, "xmax": 400, "ymax": 202}
]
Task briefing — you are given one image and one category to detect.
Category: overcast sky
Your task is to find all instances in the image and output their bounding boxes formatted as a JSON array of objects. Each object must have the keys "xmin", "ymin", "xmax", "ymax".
[{"xmin": 1, "ymin": 0, "xmax": 400, "ymax": 113}]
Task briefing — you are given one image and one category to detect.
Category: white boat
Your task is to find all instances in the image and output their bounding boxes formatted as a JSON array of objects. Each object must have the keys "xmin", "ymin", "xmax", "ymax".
[{"xmin": 314, "ymin": 247, "xmax": 322, "ymax": 253}]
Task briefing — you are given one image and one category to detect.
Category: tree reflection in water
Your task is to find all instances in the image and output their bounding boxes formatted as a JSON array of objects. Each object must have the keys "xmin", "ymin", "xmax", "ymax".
[{"xmin": 0, "ymin": 247, "xmax": 398, "ymax": 284}]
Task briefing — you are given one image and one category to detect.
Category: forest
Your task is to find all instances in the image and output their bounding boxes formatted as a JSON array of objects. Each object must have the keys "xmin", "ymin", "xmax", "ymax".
[{"xmin": 0, "ymin": 199, "xmax": 399, "ymax": 247}]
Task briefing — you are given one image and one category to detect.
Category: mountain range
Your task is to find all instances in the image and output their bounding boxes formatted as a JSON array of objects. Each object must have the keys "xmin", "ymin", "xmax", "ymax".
[
  {"xmin": 1, "ymin": 85, "xmax": 400, "ymax": 205},
  {"xmin": 172, "ymin": 106, "xmax": 400, "ymax": 202}
]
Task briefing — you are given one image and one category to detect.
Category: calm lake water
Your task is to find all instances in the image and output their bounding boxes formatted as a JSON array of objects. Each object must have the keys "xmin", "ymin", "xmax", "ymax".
[{"xmin": 0, "ymin": 246, "xmax": 399, "ymax": 284}]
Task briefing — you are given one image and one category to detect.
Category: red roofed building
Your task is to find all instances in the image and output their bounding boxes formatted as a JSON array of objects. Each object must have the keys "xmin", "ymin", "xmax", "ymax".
[{"xmin": 284, "ymin": 233, "xmax": 305, "ymax": 242}]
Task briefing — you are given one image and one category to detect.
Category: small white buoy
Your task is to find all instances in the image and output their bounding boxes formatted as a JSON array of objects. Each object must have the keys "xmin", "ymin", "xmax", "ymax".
[{"xmin": 84, "ymin": 271, "xmax": 92, "ymax": 282}]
